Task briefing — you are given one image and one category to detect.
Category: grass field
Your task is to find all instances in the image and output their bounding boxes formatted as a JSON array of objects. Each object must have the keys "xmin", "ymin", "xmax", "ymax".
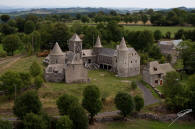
[
  {"xmin": 96, "ymin": 120, "xmax": 195, "ymax": 129},
  {"xmin": 0, "ymin": 56, "xmax": 142, "ymax": 117},
  {"xmin": 124, "ymin": 26, "xmax": 195, "ymax": 37}
]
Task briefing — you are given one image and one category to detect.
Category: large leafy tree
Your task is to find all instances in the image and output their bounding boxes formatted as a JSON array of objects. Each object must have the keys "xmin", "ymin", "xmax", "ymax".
[
  {"xmin": 24, "ymin": 20, "xmax": 35, "ymax": 34},
  {"xmin": 23, "ymin": 113, "xmax": 49, "ymax": 129},
  {"xmin": 13, "ymin": 91, "xmax": 42, "ymax": 119},
  {"xmin": 0, "ymin": 71, "xmax": 23, "ymax": 98},
  {"xmin": 68, "ymin": 104, "xmax": 88, "ymax": 129},
  {"xmin": 114, "ymin": 92, "xmax": 134, "ymax": 118},
  {"xmin": 2, "ymin": 34, "xmax": 20, "ymax": 56},
  {"xmin": 30, "ymin": 61, "xmax": 42, "ymax": 77},
  {"xmin": 134, "ymin": 95, "xmax": 144, "ymax": 112},
  {"xmin": 56, "ymin": 94, "xmax": 78, "ymax": 115},
  {"xmin": 82, "ymin": 85, "xmax": 102, "ymax": 124},
  {"xmin": 0, "ymin": 15, "xmax": 10, "ymax": 22},
  {"xmin": 154, "ymin": 30, "xmax": 162, "ymax": 41},
  {"xmin": 56, "ymin": 115, "xmax": 73, "ymax": 129}
]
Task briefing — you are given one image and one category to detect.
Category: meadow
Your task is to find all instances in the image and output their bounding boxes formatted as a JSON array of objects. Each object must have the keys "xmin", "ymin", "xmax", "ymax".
[
  {"xmin": 0, "ymin": 56, "xmax": 142, "ymax": 117},
  {"xmin": 124, "ymin": 25, "xmax": 195, "ymax": 37}
]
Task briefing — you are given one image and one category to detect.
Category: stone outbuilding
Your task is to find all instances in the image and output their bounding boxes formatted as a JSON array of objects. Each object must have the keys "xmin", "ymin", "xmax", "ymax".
[
  {"xmin": 158, "ymin": 40, "xmax": 183, "ymax": 64},
  {"xmin": 142, "ymin": 61, "xmax": 175, "ymax": 87}
]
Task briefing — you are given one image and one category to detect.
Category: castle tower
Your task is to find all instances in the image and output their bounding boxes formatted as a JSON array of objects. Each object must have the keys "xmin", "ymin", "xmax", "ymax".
[
  {"xmin": 49, "ymin": 42, "xmax": 65, "ymax": 64},
  {"xmin": 117, "ymin": 37, "xmax": 129, "ymax": 77},
  {"xmin": 93, "ymin": 35, "xmax": 103, "ymax": 55},
  {"xmin": 68, "ymin": 33, "xmax": 82, "ymax": 55}
]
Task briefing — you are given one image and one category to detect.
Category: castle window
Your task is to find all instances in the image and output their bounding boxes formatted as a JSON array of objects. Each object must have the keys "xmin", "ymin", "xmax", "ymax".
[
  {"xmin": 48, "ymin": 67, "xmax": 52, "ymax": 72},
  {"xmin": 132, "ymin": 53, "xmax": 133, "ymax": 56},
  {"xmin": 154, "ymin": 67, "xmax": 157, "ymax": 71},
  {"xmin": 131, "ymin": 61, "xmax": 132, "ymax": 63},
  {"xmin": 135, "ymin": 60, "xmax": 137, "ymax": 63},
  {"xmin": 135, "ymin": 53, "xmax": 136, "ymax": 55}
]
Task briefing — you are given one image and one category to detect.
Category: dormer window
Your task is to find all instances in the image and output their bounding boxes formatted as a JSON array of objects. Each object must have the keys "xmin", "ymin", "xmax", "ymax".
[{"xmin": 154, "ymin": 67, "xmax": 157, "ymax": 71}]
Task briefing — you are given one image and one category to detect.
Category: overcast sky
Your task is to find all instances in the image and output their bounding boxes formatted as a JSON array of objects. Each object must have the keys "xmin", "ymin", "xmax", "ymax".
[{"xmin": 0, "ymin": 0, "xmax": 195, "ymax": 8}]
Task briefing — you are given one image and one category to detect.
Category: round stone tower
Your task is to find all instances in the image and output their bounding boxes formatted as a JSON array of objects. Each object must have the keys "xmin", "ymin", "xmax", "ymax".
[
  {"xmin": 49, "ymin": 42, "xmax": 65, "ymax": 64},
  {"xmin": 117, "ymin": 37, "xmax": 129, "ymax": 77}
]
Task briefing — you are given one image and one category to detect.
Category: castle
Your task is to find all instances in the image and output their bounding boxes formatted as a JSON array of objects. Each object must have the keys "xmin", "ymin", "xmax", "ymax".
[{"xmin": 44, "ymin": 33, "xmax": 140, "ymax": 83}]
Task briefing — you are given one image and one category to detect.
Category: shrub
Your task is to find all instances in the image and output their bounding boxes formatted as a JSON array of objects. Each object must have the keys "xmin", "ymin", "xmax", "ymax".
[
  {"xmin": 68, "ymin": 104, "xmax": 88, "ymax": 129},
  {"xmin": 82, "ymin": 85, "xmax": 102, "ymax": 124},
  {"xmin": 0, "ymin": 50, "xmax": 7, "ymax": 57},
  {"xmin": 23, "ymin": 113, "xmax": 49, "ymax": 129},
  {"xmin": 56, "ymin": 94, "xmax": 78, "ymax": 115},
  {"xmin": 13, "ymin": 91, "xmax": 42, "ymax": 119},
  {"xmin": 134, "ymin": 95, "xmax": 144, "ymax": 112},
  {"xmin": 0, "ymin": 119, "xmax": 13, "ymax": 129},
  {"xmin": 34, "ymin": 76, "xmax": 44, "ymax": 89},
  {"xmin": 19, "ymin": 72, "xmax": 32, "ymax": 88},
  {"xmin": 30, "ymin": 61, "xmax": 42, "ymax": 77},
  {"xmin": 56, "ymin": 115, "xmax": 73, "ymax": 129},
  {"xmin": 131, "ymin": 81, "xmax": 137, "ymax": 90},
  {"xmin": 114, "ymin": 92, "xmax": 134, "ymax": 117}
]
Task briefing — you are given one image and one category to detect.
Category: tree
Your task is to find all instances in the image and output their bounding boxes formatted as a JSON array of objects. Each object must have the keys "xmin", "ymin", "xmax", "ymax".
[
  {"xmin": 81, "ymin": 16, "xmax": 90, "ymax": 23},
  {"xmin": 2, "ymin": 34, "xmax": 20, "ymax": 56},
  {"xmin": 114, "ymin": 92, "xmax": 134, "ymax": 118},
  {"xmin": 0, "ymin": 119, "xmax": 12, "ymax": 129},
  {"xmin": 29, "ymin": 31, "xmax": 42, "ymax": 53},
  {"xmin": 16, "ymin": 17, "xmax": 25, "ymax": 32},
  {"xmin": 0, "ymin": 15, "xmax": 10, "ymax": 22},
  {"xmin": 19, "ymin": 72, "xmax": 32, "ymax": 89},
  {"xmin": 134, "ymin": 95, "xmax": 144, "ymax": 111},
  {"xmin": 82, "ymin": 85, "xmax": 102, "ymax": 124},
  {"xmin": 30, "ymin": 61, "xmax": 42, "ymax": 77},
  {"xmin": 34, "ymin": 76, "xmax": 44, "ymax": 89},
  {"xmin": 13, "ymin": 91, "xmax": 42, "ymax": 119},
  {"xmin": 68, "ymin": 104, "xmax": 88, "ymax": 129},
  {"xmin": 0, "ymin": 71, "xmax": 23, "ymax": 98},
  {"xmin": 154, "ymin": 30, "xmax": 162, "ymax": 41},
  {"xmin": 23, "ymin": 113, "xmax": 49, "ymax": 129},
  {"xmin": 56, "ymin": 115, "xmax": 73, "ymax": 129},
  {"xmin": 1, "ymin": 23, "xmax": 17, "ymax": 35},
  {"xmin": 24, "ymin": 20, "xmax": 35, "ymax": 34},
  {"xmin": 141, "ymin": 15, "xmax": 148, "ymax": 25},
  {"xmin": 56, "ymin": 94, "xmax": 79, "ymax": 115},
  {"xmin": 165, "ymin": 31, "xmax": 171, "ymax": 39}
]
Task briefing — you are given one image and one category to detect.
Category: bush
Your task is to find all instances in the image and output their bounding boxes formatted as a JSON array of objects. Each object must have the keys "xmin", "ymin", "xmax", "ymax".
[
  {"xmin": 131, "ymin": 81, "xmax": 137, "ymax": 90},
  {"xmin": 23, "ymin": 113, "xmax": 49, "ymax": 129},
  {"xmin": 134, "ymin": 95, "xmax": 144, "ymax": 112},
  {"xmin": 13, "ymin": 91, "xmax": 42, "ymax": 119},
  {"xmin": 34, "ymin": 76, "xmax": 44, "ymax": 89},
  {"xmin": 114, "ymin": 92, "xmax": 134, "ymax": 117},
  {"xmin": 0, "ymin": 119, "xmax": 13, "ymax": 129},
  {"xmin": 56, "ymin": 94, "xmax": 78, "ymax": 115},
  {"xmin": 154, "ymin": 30, "xmax": 162, "ymax": 40},
  {"xmin": 30, "ymin": 61, "xmax": 42, "ymax": 77},
  {"xmin": 19, "ymin": 72, "xmax": 32, "ymax": 88},
  {"xmin": 68, "ymin": 104, "xmax": 88, "ymax": 129},
  {"xmin": 82, "ymin": 85, "xmax": 102, "ymax": 124},
  {"xmin": 0, "ymin": 50, "xmax": 7, "ymax": 57},
  {"xmin": 56, "ymin": 115, "xmax": 73, "ymax": 129}
]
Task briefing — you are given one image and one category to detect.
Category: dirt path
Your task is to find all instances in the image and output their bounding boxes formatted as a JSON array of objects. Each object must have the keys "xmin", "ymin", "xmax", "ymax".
[{"xmin": 0, "ymin": 56, "xmax": 22, "ymax": 72}]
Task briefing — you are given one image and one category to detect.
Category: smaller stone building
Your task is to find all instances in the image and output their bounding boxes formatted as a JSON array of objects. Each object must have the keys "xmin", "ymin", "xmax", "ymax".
[
  {"xmin": 158, "ymin": 40, "xmax": 183, "ymax": 64},
  {"xmin": 142, "ymin": 61, "xmax": 175, "ymax": 87}
]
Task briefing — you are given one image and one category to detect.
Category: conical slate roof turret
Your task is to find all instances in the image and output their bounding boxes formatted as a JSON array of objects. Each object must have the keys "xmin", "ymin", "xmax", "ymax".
[
  {"xmin": 69, "ymin": 33, "xmax": 82, "ymax": 42},
  {"xmin": 118, "ymin": 37, "xmax": 128, "ymax": 51},
  {"xmin": 50, "ymin": 42, "xmax": 64, "ymax": 55},
  {"xmin": 94, "ymin": 35, "xmax": 103, "ymax": 48}
]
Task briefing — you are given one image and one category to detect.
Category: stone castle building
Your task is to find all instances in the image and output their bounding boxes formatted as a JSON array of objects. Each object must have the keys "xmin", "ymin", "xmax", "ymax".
[
  {"xmin": 44, "ymin": 33, "xmax": 140, "ymax": 83},
  {"xmin": 142, "ymin": 61, "xmax": 175, "ymax": 87}
]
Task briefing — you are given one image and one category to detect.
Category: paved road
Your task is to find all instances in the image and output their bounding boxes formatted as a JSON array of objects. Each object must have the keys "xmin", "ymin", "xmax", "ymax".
[{"xmin": 137, "ymin": 82, "xmax": 159, "ymax": 106}]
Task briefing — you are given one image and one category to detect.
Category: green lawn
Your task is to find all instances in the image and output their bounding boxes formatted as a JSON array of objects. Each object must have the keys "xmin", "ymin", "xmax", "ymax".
[
  {"xmin": 0, "ymin": 56, "xmax": 142, "ymax": 116},
  {"xmin": 103, "ymin": 120, "xmax": 195, "ymax": 129},
  {"xmin": 124, "ymin": 26, "xmax": 195, "ymax": 37}
]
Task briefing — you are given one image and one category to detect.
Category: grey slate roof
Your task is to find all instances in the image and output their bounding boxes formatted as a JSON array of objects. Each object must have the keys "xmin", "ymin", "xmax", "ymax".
[
  {"xmin": 50, "ymin": 42, "xmax": 64, "ymax": 55},
  {"xmin": 69, "ymin": 33, "xmax": 82, "ymax": 42},
  {"xmin": 98, "ymin": 48, "xmax": 116, "ymax": 57}
]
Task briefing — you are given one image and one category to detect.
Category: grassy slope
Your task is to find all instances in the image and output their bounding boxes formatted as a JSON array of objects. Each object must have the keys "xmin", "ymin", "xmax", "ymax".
[
  {"xmin": 0, "ymin": 56, "xmax": 142, "ymax": 116},
  {"xmin": 124, "ymin": 26, "xmax": 195, "ymax": 37},
  {"xmin": 103, "ymin": 120, "xmax": 195, "ymax": 129}
]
